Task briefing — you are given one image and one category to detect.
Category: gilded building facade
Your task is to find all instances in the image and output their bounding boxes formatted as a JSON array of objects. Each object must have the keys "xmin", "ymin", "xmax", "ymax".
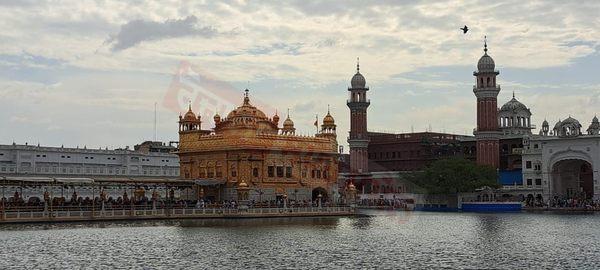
[{"xmin": 177, "ymin": 90, "xmax": 339, "ymax": 203}]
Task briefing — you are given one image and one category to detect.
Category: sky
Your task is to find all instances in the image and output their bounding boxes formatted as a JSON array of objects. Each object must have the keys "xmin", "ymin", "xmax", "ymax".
[{"xmin": 1, "ymin": 0, "xmax": 600, "ymax": 152}]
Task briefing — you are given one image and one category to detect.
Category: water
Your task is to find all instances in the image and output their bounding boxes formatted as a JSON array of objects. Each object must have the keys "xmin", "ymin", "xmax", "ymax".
[{"xmin": 1, "ymin": 210, "xmax": 599, "ymax": 269}]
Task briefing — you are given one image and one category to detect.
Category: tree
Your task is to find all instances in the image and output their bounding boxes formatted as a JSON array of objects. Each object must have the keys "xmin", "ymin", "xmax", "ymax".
[{"xmin": 409, "ymin": 158, "xmax": 499, "ymax": 194}]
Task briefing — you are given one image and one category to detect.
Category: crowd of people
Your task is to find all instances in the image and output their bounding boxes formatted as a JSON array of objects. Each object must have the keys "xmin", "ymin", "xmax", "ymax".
[
  {"xmin": 547, "ymin": 196, "xmax": 600, "ymax": 209},
  {"xmin": 357, "ymin": 198, "xmax": 413, "ymax": 209},
  {"xmin": 1, "ymin": 190, "xmax": 337, "ymax": 212}
]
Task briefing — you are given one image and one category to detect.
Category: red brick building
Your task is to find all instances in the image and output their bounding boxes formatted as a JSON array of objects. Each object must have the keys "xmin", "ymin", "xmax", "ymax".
[{"xmin": 367, "ymin": 132, "xmax": 475, "ymax": 172}]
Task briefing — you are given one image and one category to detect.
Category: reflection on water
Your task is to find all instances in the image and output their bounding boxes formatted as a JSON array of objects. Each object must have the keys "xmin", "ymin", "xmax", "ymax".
[{"xmin": 1, "ymin": 211, "xmax": 600, "ymax": 269}]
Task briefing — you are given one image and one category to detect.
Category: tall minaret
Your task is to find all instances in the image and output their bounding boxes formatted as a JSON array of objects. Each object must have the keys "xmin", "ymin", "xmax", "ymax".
[
  {"xmin": 347, "ymin": 58, "xmax": 370, "ymax": 174},
  {"xmin": 473, "ymin": 37, "xmax": 501, "ymax": 169}
]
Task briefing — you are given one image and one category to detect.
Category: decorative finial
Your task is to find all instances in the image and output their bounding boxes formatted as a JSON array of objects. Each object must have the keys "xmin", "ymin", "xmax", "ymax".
[
  {"xmin": 327, "ymin": 104, "xmax": 330, "ymax": 114},
  {"xmin": 188, "ymin": 100, "xmax": 192, "ymax": 111},
  {"xmin": 484, "ymin": 35, "xmax": 488, "ymax": 54},
  {"xmin": 512, "ymin": 91, "xmax": 515, "ymax": 98},
  {"xmin": 243, "ymin": 89, "xmax": 250, "ymax": 105},
  {"xmin": 356, "ymin": 57, "xmax": 360, "ymax": 73},
  {"xmin": 287, "ymin": 108, "xmax": 290, "ymax": 118}
]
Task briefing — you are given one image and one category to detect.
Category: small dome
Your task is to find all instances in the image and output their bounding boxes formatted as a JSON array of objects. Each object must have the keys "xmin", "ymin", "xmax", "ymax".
[
  {"xmin": 500, "ymin": 96, "xmax": 529, "ymax": 112},
  {"xmin": 351, "ymin": 72, "xmax": 366, "ymax": 88},
  {"xmin": 593, "ymin": 116, "xmax": 599, "ymax": 123},
  {"xmin": 350, "ymin": 58, "xmax": 366, "ymax": 88},
  {"xmin": 323, "ymin": 111, "xmax": 335, "ymax": 125},
  {"xmin": 553, "ymin": 119, "xmax": 563, "ymax": 130},
  {"xmin": 477, "ymin": 38, "xmax": 495, "ymax": 72},
  {"xmin": 542, "ymin": 119, "xmax": 549, "ymax": 126},
  {"xmin": 477, "ymin": 54, "xmax": 495, "ymax": 72},
  {"xmin": 213, "ymin": 112, "xmax": 221, "ymax": 122},
  {"xmin": 273, "ymin": 113, "xmax": 280, "ymax": 123},
  {"xmin": 283, "ymin": 116, "xmax": 294, "ymax": 129},
  {"xmin": 562, "ymin": 116, "xmax": 581, "ymax": 126},
  {"xmin": 183, "ymin": 105, "xmax": 198, "ymax": 121}
]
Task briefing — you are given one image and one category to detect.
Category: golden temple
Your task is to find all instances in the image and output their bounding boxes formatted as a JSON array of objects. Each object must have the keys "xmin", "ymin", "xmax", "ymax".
[{"xmin": 177, "ymin": 89, "xmax": 339, "ymax": 205}]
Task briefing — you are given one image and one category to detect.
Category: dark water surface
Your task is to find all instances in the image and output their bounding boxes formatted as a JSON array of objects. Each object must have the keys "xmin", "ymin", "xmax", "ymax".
[{"xmin": 1, "ymin": 210, "xmax": 599, "ymax": 269}]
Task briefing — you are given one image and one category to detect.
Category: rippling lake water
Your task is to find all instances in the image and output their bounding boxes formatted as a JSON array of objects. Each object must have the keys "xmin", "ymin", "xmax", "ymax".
[{"xmin": 1, "ymin": 210, "xmax": 599, "ymax": 269}]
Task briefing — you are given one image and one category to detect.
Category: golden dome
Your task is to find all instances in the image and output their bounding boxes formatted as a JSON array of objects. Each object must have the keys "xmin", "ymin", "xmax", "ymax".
[
  {"xmin": 226, "ymin": 89, "xmax": 268, "ymax": 120},
  {"xmin": 283, "ymin": 116, "xmax": 294, "ymax": 129},
  {"xmin": 183, "ymin": 104, "xmax": 199, "ymax": 121},
  {"xmin": 323, "ymin": 111, "xmax": 335, "ymax": 125}
]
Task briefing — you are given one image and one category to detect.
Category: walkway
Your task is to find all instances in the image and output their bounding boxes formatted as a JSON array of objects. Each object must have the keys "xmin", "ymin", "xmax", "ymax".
[{"xmin": 0, "ymin": 206, "xmax": 355, "ymax": 224}]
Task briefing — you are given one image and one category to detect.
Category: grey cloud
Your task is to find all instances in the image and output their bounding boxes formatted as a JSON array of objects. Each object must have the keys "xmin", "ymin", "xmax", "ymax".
[
  {"xmin": 247, "ymin": 43, "xmax": 304, "ymax": 55},
  {"xmin": 106, "ymin": 15, "xmax": 219, "ymax": 51}
]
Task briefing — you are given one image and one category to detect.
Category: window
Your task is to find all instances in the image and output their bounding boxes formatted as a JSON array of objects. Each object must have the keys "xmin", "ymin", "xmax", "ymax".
[
  {"xmin": 527, "ymin": 179, "xmax": 532, "ymax": 186},
  {"xmin": 276, "ymin": 166, "xmax": 284, "ymax": 177},
  {"xmin": 526, "ymin": 161, "xmax": 532, "ymax": 169},
  {"xmin": 268, "ymin": 166, "xmax": 274, "ymax": 177},
  {"xmin": 285, "ymin": 166, "xmax": 292, "ymax": 178},
  {"xmin": 311, "ymin": 170, "xmax": 316, "ymax": 178},
  {"xmin": 253, "ymin": 168, "xmax": 259, "ymax": 177},
  {"xmin": 208, "ymin": 168, "xmax": 214, "ymax": 178},
  {"xmin": 231, "ymin": 169, "xmax": 237, "ymax": 177},
  {"xmin": 302, "ymin": 169, "xmax": 307, "ymax": 178},
  {"xmin": 323, "ymin": 170, "xmax": 328, "ymax": 179},
  {"xmin": 533, "ymin": 144, "xmax": 539, "ymax": 149},
  {"xmin": 535, "ymin": 179, "xmax": 542, "ymax": 186},
  {"xmin": 316, "ymin": 170, "xmax": 322, "ymax": 178},
  {"xmin": 200, "ymin": 169, "xmax": 206, "ymax": 178}
]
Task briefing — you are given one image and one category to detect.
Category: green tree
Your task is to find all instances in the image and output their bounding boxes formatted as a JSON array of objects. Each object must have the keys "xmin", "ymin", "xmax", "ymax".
[{"xmin": 409, "ymin": 158, "xmax": 499, "ymax": 194}]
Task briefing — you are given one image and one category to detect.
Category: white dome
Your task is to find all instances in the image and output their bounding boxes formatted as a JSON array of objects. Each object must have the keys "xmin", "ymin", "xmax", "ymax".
[
  {"xmin": 477, "ymin": 53, "xmax": 495, "ymax": 72},
  {"xmin": 351, "ymin": 72, "xmax": 366, "ymax": 88},
  {"xmin": 500, "ymin": 96, "xmax": 529, "ymax": 113}
]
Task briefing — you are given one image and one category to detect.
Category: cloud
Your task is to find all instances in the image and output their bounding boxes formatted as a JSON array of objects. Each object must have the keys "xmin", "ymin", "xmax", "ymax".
[{"xmin": 105, "ymin": 15, "xmax": 219, "ymax": 51}]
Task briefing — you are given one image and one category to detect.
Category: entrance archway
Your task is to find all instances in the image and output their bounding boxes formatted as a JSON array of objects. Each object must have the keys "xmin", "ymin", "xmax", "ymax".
[
  {"xmin": 312, "ymin": 187, "xmax": 328, "ymax": 202},
  {"xmin": 551, "ymin": 159, "xmax": 594, "ymax": 199}
]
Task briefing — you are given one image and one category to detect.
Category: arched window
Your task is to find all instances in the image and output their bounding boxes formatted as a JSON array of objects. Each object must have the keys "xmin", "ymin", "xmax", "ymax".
[
  {"xmin": 230, "ymin": 164, "xmax": 237, "ymax": 177},
  {"xmin": 486, "ymin": 77, "xmax": 490, "ymax": 86}
]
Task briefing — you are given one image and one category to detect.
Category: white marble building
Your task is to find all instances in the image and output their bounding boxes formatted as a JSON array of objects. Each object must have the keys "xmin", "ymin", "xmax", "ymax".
[
  {"xmin": 0, "ymin": 141, "xmax": 179, "ymax": 178},
  {"xmin": 522, "ymin": 116, "xmax": 600, "ymax": 201}
]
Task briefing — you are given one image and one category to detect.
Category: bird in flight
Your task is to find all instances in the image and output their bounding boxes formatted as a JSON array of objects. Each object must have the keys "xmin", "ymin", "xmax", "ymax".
[{"xmin": 460, "ymin": 25, "xmax": 469, "ymax": 34}]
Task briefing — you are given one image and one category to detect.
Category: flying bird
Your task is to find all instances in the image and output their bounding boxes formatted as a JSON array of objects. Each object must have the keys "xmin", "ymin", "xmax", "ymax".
[{"xmin": 460, "ymin": 25, "xmax": 469, "ymax": 34}]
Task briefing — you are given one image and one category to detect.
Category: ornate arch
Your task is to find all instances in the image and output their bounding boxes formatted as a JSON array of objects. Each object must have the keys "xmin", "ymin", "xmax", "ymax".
[{"xmin": 547, "ymin": 148, "xmax": 593, "ymax": 172}]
